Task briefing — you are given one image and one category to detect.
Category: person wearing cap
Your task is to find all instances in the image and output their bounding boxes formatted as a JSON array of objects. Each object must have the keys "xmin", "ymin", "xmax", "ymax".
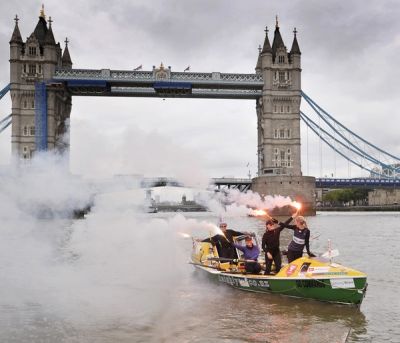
[
  {"xmin": 262, "ymin": 217, "xmax": 292, "ymax": 275},
  {"xmin": 279, "ymin": 215, "xmax": 316, "ymax": 263},
  {"xmin": 201, "ymin": 222, "xmax": 245, "ymax": 259},
  {"xmin": 233, "ymin": 236, "xmax": 261, "ymax": 274}
]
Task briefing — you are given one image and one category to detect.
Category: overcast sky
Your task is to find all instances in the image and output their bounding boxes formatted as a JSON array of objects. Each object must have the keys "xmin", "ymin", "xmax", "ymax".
[{"xmin": 1, "ymin": 0, "xmax": 400, "ymax": 181}]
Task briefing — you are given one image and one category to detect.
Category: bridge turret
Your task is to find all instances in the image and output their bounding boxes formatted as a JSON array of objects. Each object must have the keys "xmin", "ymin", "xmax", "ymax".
[
  {"xmin": 289, "ymin": 28, "xmax": 301, "ymax": 90},
  {"xmin": 42, "ymin": 17, "xmax": 59, "ymax": 79},
  {"xmin": 9, "ymin": 15, "xmax": 23, "ymax": 83},
  {"xmin": 255, "ymin": 45, "xmax": 262, "ymax": 74},
  {"xmin": 61, "ymin": 38, "xmax": 72, "ymax": 69}
]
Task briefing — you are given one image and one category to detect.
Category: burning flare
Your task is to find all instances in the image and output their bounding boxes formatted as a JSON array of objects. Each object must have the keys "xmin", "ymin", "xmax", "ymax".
[
  {"xmin": 251, "ymin": 209, "xmax": 267, "ymax": 217},
  {"xmin": 292, "ymin": 201, "xmax": 302, "ymax": 211}
]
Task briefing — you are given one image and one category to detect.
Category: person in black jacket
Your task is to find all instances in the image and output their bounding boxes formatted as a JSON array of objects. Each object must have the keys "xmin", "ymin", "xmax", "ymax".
[
  {"xmin": 262, "ymin": 217, "xmax": 292, "ymax": 275},
  {"xmin": 279, "ymin": 215, "xmax": 316, "ymax": 263},
  {"xmin": 201, "ymin": 222, "xmax": 245, "ymax": 259}
]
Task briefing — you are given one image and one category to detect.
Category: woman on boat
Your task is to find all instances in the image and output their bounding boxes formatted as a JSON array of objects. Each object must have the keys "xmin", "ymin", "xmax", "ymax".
[
  {"xmin": 280, "ymin": 215, "xmax": 316, "ymax": 263},
  {"xmin": 233, "ymin": 236, "xmax": 261, "ymax": 274}
]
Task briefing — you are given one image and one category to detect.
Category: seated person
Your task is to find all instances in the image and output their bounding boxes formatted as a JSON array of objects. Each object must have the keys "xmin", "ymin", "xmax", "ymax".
[{"xmin": 233, "ymin": 236, "xmax": 261, "ymax": 274}]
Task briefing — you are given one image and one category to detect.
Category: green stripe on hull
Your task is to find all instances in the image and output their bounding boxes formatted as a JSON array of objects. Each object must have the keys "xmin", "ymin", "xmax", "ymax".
[
  {"xmin": 214, "ymin": 270, "xmax": 367, "ymax": 305},
  {"xmin": 268, "ymin": 277, "xmax": 367, "ymax": 305}
]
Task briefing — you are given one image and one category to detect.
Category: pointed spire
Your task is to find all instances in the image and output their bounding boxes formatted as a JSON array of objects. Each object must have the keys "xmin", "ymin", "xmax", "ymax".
[
  {"xmin": 290, "ymin": 27, "xmax": 301, "ymax": 55},
  {"xmin": 33, "ymin": 9, "xmax": 48, "ymax": 46},
  {"xmin": 44, "ymin": 16, "xmax": 56, "ymax": 45},
  {"xmin": 261, "ymin": 26, "xmax": 272, "ymax": 54},
  {"xmin": 255, "ymin": 45, "xmax": 262, "ymax": 72},
  {"xmin": 271, "ymin": 17, "xmax": 285, "ymax": 59},
  {"xmin": 275, "ymin": 15, "xmax": 279, "ymax": 28},
  {"xmin": 62, "ymin": 37, "xmax": 72, "ymax": 67},
  {"xmin": 10, "ymin": 15, "xmax": 23, "ymax": 44},
  {"xmin": 39, "ymin": 4, "xmax": 46, "ymax": 19}
]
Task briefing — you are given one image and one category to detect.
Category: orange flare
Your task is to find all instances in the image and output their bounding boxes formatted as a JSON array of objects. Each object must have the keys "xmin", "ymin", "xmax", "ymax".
[
  {"xmin": 251, "ymin": 209, "xmax": 267, "ymax": 216},
  {"xmin": 292, "ymin": 201, "xmax": 302, "ymax": 210}
]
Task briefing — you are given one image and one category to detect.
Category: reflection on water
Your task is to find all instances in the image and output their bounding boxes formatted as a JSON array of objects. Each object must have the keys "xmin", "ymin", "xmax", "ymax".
[{"xmin": 0, "ymin": 211, "xmax": 399, "ymax": 342}]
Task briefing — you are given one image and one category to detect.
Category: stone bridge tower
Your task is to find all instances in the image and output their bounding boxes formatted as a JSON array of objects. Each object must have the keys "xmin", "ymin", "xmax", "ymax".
[
  {"xmin": 9, "ymin": 6, "xmax": 72, "ymax": 160},
  {"xmin": 252, "ymin": 19, "xmax": 315, "ymax": 214}
]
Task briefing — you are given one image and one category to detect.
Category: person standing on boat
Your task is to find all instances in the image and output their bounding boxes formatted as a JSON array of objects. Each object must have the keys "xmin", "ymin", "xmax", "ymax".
[
  {"xmin": 233, "ymin": 236, "xmax": 262, "ymax": 274},
  {"xmin": 201, "ymin": 221, "xmax": 245, "ymax": 259},
  {"xmin": 280, "ymin": 215, "xmax": 316, "ymax": 263},
  {"xmin": 262, "ymin": 217, "xmax": 292, "ymax": 275}
]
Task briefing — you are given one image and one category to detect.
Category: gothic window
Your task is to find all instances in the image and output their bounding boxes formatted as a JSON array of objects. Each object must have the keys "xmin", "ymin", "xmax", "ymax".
[
  {"xmin": 38, "ymin": 64, "xmax": 42, "ymax": 74},
  {"xmin": 280, "ymin": 105, "xmax": 284, "ymax": 113},
  {"xmin": 274, "ymin": 105, "xmax": 277, "ymax": 113},
  {"xmin": 280, "ymin": 150, "xmax": 286, "ymax": 161},
  {"xmin": 30, "ymin": 126, "xmax": 35, "ymax": 136},
  {"xmin": 286, "ymin": 106, "xmax": 290, "ymax": 113},
  {"xmin": 28, "ymin": 46, "xmax": 37, "ymax": 56},
  {"xmin": 274, "ymin": 71, "xmax": 278, "ymax": 80},
  {"xmin": 23, "ymin": 146, "xmax": 28, "ymax": 159},
  {"xmin": 287, "ymin": 148, "xmax": 292, "ymax": 167},
  {"xmin": 274, "ymin": 129, "xmax": 278, "ymax": 138},
  {"xmin": 278, "ymin": 55, "xmax": 285, "ymax": 64},
  {"xmin": 23, "ymin": 99, "xmax": 27, "ymax": 108},
  {"xmin": 23, "ymin": 126, "xmax": 28, "ymax": 136},
  {"xmin": 28, "ymin": 64, "xmax": 36, "ymax": 74},
  {"xmin": 31, "ymin": 100, "xmax": 35, "ymax": 109},
  {"xmin": 23, "ymin": 64, "xmax": 27, "ymax": 73},
  {"xmin": 279, "ymin": 71, "xmax": 285, "ymax": 82},
  {"xmin": 279, "ymin": 129, "xmax": 285, "ymax": 138},
  {"xmin": 286, "ymin": 129, "xmax": 291, "ymax": 138}
]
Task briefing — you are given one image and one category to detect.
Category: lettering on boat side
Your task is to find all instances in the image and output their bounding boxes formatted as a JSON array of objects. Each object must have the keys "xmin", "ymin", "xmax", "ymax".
[
  {"xmin": 239, "ymin": 279, "xmax": 250, "ymax": 287},
  {"xmin": 218, "ymin": 275, "xmax": 270, "ymax": 289},
  {"xmin": 295, "ymin": 279, "xmax": 326, "ymax": 288},
  {"xmin": 330, "ymin": 278, "xmax": 355, "ymax": 289},
  {"xmin": 308, "ymin": 266, "xmax": 330, "ymax": 274}
]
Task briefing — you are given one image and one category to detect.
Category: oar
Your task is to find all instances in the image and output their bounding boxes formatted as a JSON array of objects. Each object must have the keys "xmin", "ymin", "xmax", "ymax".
[
  {"xmin": 207, "ymin": 257, "xmax": 260, "ymax": 264},
  {"xmin": 188, "ymin": 262, "xmax": 221, "ymax": 270}
]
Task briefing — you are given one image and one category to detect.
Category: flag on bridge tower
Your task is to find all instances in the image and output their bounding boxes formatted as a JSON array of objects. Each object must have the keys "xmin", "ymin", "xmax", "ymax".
[
  {"xmin": 134, "ymin": 64, "xmax": 142, "ymax": 71},
  {"xmin": 184, "ymin": 65, "xmax": 190, "ymax": 72}
]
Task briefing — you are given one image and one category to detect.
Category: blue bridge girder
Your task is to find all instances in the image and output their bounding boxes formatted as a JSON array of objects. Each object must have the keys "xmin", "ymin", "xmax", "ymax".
[
  {"xmin": 52, "ymin": 68, "xmax": 263, "ymax": 99},
  {"xmin": 212, "ymin": 177, "xmax": 400, "ymax": 191},
  {"xmin": 315, "ymin": 178, "xmax": 400, "ymax": 188}
]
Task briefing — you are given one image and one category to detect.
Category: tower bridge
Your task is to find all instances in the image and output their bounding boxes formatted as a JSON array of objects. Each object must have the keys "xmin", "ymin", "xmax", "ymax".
[{"xmin": 3, "ymin": 8, "xmax": 400, "ymax": 213}]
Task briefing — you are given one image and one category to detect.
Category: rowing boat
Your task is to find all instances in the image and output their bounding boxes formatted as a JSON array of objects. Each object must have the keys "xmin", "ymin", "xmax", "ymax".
[{"xmin": 191, "ymin": 240, "xmax": 367, "ymax": 305}]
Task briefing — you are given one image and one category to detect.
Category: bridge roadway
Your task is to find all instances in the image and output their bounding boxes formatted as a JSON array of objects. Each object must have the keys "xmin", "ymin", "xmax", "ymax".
[
  {"xmin": 52, "ymin": 68, "xmax": 263, "ymax": 99},
  {"xmin": 213, "ymin": 177, "xmax": 400, "ymax": 190}
]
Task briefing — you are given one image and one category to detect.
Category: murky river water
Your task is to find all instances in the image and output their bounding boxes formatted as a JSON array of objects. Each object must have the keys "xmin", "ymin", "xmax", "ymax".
[{"xmin": 0, "ymin": 210, "xmax": 399, "ymax": 342}]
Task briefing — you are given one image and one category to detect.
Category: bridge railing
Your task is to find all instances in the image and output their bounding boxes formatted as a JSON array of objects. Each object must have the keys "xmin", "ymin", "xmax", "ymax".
[{"xmin": 54, "ymin": 68, "xmax": 264, "ymax": 86}]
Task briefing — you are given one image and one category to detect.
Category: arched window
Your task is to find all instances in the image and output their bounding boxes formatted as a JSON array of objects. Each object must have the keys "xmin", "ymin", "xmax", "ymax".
[
  {"xmin": 28, "ymin": 46, "xmax": 37, "ymax": 56},
  {"xmin": 278, "ymin": 55, "xmax": 285, "ymax": 64}
]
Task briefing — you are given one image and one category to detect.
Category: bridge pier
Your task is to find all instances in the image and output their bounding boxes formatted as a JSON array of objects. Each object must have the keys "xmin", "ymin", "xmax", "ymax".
[{"xmin": 251, "ymin": 175, "xmax": 316, "ymax": 215}]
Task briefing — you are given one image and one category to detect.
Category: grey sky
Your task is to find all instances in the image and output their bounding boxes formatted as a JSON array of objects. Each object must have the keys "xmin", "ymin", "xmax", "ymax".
[{"xmin": 1, "ymin": 0, "xmax": 399, "ymax": 180}]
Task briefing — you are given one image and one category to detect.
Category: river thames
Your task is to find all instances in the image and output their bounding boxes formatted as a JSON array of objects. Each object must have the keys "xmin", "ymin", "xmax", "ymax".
[{"xmin": 0, "ymin": 200, "xmax": 399, "ymax": 343}]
